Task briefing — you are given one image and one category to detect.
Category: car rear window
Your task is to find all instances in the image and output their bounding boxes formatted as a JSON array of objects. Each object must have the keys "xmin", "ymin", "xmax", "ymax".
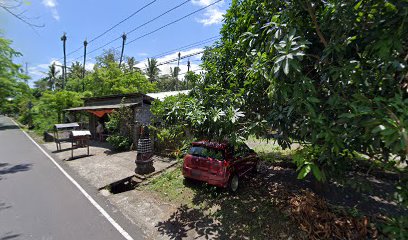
[{"xmin": 189, "ymin": 146, "xmax": 224, "ymax": 160}]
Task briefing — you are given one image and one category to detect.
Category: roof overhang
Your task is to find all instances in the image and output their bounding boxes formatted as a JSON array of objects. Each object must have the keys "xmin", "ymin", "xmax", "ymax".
[
  {"xmin": 146, "ymin": 90, "xmax": 190, "ymax": 101},
  {"xmin": 65, "ymin": 102, "xmax": 140, "ymax": 112}
]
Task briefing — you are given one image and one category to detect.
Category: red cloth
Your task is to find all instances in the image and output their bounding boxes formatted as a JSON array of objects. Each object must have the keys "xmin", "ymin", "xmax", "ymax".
[{"xmin": 87, "ymin": 109, "xmax": 113, "ymax": 118}]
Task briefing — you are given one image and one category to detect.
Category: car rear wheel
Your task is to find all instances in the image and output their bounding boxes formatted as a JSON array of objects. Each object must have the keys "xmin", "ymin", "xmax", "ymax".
[
  {"xmin": 228, "ymin": 174, "xmax": 239, "ymax": 193},
  {"xmin": 183, "ymin": 177, "xmax": 193, "ymax": 185}
]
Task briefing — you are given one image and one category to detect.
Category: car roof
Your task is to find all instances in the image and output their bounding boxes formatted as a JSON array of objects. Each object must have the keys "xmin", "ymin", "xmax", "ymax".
[{"xmin": 191, "ymin": 141, "xmax": 229, "ymax": 150}]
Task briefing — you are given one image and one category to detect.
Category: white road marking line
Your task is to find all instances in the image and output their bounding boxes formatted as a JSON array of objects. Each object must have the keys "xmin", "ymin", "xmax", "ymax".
[{"xmin": 9, "ymin": 118, "xmax": 134, "ymax": 240}]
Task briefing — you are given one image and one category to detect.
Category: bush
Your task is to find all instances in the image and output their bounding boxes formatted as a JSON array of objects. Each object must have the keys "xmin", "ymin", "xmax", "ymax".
[
  {"xmin": 105, "ymin": 103, "xmax": 134, "ymax": 151},
  {"xmin": 106, "ymin": 135, "xmax": 132, "ymax": 152},
  {"xmin": 381, "ymin": 216, "xmax": 408, "ymax": 240}
]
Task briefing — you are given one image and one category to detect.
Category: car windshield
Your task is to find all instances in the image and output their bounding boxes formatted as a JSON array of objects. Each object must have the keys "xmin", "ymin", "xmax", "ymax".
[{"xmin": 189, "ymin": 146, "xmax": 224, "ymax": 160}]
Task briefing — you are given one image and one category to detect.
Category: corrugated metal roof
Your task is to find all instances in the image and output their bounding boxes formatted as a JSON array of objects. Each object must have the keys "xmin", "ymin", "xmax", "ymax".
[
  {"xmin": 83, "ymin": 92, "xmax": 155, "ymax": 101},
  {"xmin": 146, "ymin": 90, "xmax": 190, "ymax": 101},
  {"xmin": 54, "ymin": 122, "xmax": 79, "ymax": 129},
  {"xmin": 65, "ymin": 103, "xmax": 139, "ymax": 111}
]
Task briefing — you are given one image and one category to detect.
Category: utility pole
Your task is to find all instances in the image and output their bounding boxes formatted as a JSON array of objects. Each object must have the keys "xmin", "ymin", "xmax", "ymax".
[
  {"xmin": 176, "ymin": 52, "xmax": 181, "ymax": 91},
  {"xmin": 82, "ymin": 39, "xmax": 88, "ymax": 92},
  {"xmin": 25, "ymin": 62, "xmax": 28, "ymax": 75},
  {"xmin": 186, "ymin": 59, "xmax": 190, "ymax": 89},
  {"xmin": 61, "ymin": 33, "xmax": 67, "ymax": 90},
  {"xmin": 119, "ymin": 33, "xmax": 127, "ymax": 68}
]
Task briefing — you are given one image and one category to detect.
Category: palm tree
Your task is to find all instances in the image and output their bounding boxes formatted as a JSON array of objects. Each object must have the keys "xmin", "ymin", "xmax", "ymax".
[
  {"xmin": 68, "ymin": 61, "xmax": 83, "ymax": 79},
  {"xmin": 34, "ymin": 77, "xmax": 49, "ymax": 91},
  {"xmin": 46, "ymin": 63, "xmax": 60, "ymax": 91},
  {"xmin": 126, "ymin": 57, "xmax": 140, "ymax": 73},
  {"xmin": 145, "ymin": 58, "xmax": 160, "ymax": 83}
]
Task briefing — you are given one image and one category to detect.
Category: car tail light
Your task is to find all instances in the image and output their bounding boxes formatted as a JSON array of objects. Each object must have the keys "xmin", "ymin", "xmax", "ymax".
[
  {"xmin": 222, "ymin": 161, "xmax": 229, "ymax": 174},
  {"xmin": 223, "ymin": 161, "xmax": 229, "ymax": 168}
]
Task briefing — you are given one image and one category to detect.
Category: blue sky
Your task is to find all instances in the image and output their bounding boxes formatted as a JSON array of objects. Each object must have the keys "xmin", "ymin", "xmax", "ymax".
[{"xmin": 1, "ymin": 0, "xmax": 230, "ymax": 85}]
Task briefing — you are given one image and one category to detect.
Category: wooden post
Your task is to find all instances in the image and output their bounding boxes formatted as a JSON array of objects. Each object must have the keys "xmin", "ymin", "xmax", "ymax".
[
  {"xmin": 61, "ymin": 33, "xmax": 67, "ymax": 89},
  {"xmin": 119, "ymin": 33, "xmax": 127, "ymax": 68},
  {"xmin": 82, "ymin": 39, "xmax": 88, "ymax": 92}
]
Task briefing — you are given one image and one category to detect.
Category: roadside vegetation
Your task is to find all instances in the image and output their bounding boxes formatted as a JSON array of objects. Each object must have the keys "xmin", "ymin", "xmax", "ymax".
[{"xmin": 1, "ymin": 43, "xmax": 198, "ymax": 134}]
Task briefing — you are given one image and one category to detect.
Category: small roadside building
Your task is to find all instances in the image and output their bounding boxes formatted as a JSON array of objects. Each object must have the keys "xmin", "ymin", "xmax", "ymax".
[
  {"xmin": 66, "ymin": 93, "xmax": 155, "ymax": 146},
  {"xmin": 65, "ymin": 91, "xmax": 189, "ymax": 146}
]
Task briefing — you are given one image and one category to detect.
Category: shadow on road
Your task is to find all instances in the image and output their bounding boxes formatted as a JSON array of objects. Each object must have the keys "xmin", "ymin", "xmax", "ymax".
[
  {"xmin": 0, "ymin": 202, "xmax": 11, "ymax": 211},
  {"xmin": 0, "ymin": 232, "xmax": 20, "ymax": 240},
  {"xmin": 0, "ymin": 163, "xmax": 32, "ymax": 176},
  {"xmin": 0, "ymin": 125, "xmax": 19, "ymax": 131},
  {"xmin": 66, "ymin": 154, "xmax": 94, "ymax": 161}
]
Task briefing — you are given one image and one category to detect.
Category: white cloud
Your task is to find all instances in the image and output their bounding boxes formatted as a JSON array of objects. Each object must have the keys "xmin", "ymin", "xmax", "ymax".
[
  {"xmin": 192, "ymin": 0, "xmax": 225, "ymax": 26},
  {"xmin": 135, "ymin": 48, "xmax": 203, "ymax": 76},
  {"xmin": 28, "ymin": 59, "xmax": 73, "ymax": 81},
  {"xmin": 28, "ymin": 59, "xmax": 95, "ymax": 87},
  {"xmin": 42, "ymin": 0, "xmax": 60, "ymax": 21},
  {"xmin": 85, "ymin": 62, "xmax": 95, "ymax": 71},
  {"xmin": 137, "ymin": 52, "xmax": 149, "ymax": 57}
]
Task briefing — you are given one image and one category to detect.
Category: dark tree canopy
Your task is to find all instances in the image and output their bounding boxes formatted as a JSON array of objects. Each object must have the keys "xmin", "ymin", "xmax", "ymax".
[{"xmin": 160, "ymin": 0, "xmax": 408, "ymax": 181}]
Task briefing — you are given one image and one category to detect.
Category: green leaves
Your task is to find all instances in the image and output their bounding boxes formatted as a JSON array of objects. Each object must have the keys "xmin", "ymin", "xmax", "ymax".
[
  {"xmin": 294, "ymin": 146, "xmax": 327, "ymax": 182},
  {"xmin": 0, "ymin": 36, "xmax": 27, "ymax": 114},
  {"xmin": 297, "ymin": 165, "xmax": 311, "ymax": 179},
  {"xmin": 272, "ymin": 29, "xmax": 308, "ymax": 76}
]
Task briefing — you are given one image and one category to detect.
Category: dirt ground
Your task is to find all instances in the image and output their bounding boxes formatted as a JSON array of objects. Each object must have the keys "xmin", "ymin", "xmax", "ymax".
[
  {"xmin": 140, "ymin": 160, "xmax": 407, "ymax": 240},
  {"xmin": 31, "ymin": 131, "xmax": 407, "ymax": 239}
]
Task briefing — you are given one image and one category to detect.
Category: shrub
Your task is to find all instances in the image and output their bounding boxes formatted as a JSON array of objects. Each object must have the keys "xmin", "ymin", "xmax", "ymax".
[
  {"xmin": 106, "ymin": 135, "xmax": 132, "ymax": 152},
  {"xmin": 105, "ymin": 101, "xmax": 134, "ymax": 151}
]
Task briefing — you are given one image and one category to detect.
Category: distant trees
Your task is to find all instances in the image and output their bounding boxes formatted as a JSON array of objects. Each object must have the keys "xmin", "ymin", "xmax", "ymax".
[
  {"xmin": 145, "ymin": 58, "xmax": 160, "ymax": 83},
  {"xmin": 26, "ymin": 45, "xmax": 198, "ymax": 131},
  {"xmin": 125, "ymin": 57, "xmax": 138, "ymax": 73},
  {"xmin": 95, "ymin": 49, "xmax": 119, "ymax": 68},
  {"xmin": 67, "ymin": 62, "xmax": 83, "ymax": 79}
]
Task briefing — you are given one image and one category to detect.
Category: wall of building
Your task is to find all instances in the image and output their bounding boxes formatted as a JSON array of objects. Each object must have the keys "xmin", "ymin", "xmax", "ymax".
[{"xmin": 134, "ymin": 104, "xmax": 153, "ymax": 125}]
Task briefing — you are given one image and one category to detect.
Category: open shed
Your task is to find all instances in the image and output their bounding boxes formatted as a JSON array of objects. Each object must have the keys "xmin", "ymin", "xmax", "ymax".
[{"xmin": 66, "ymin": 93, "xmax": 155, "ymax": 146}]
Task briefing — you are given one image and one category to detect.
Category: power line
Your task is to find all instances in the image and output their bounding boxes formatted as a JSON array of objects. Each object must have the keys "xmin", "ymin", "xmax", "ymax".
[
  {"xmin": 127, "ymin": 0, "xmax": 191, "ymax": 36},
  {"xmin": 125, "ymin": 0, "xmax": 223, "ymax": 47},
  {"xmin": 155, "ymin": 50, "xmax": 204, "ymax": 67},
  {"xmin": 88, "ymin": 0, "xmax": 157, "ymax": 44},
  {"xmin": 69, "ymin": 38, "xmax": 210, "ymax": 76},
  {"xmin": 63, "ymin": 0, "xmax": 157, "ymax": 60},
  {"xmin": 74, "ymin": 36, "xmax": 121, "ymax": 61},
  {"xmin": 178, "ymin": 68, "xmax": 203, "ymax": 77},
  {"xmin": 73, "ymin": 0, "xmax": 192, "ymax": 61},
  {"xmin": 151, "ymin": 36, "xmax": 219, "ymax": 59},
  {"xmin": 119, "ymin": 50, "xmax": 205, "ymax": 78}
]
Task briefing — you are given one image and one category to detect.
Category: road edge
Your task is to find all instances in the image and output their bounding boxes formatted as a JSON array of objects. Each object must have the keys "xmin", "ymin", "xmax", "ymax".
[{"xmin": 9, "ymin": 118, "xmax": 135, "ymax": 240}]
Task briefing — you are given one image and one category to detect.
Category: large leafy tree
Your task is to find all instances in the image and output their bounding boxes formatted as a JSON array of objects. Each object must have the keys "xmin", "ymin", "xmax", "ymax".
[
  {"xmin": 95, "ymin": 49, "xmax": 119, "ymax": 68},
  {"xmin": 84, "ymin": 56, "xmax": 156, "ymax": 96},
  {"xmin": 0, "ymin": 35, "xmax": 29, "ymax": 113},
  {"xmin": 32, "ymin": 90, "xmax": 84, "ymax": 129},
  {"xmin": 196, "ymin": 0, "xmax": 407, "ymax": 180},
  {"xmin": 65, "ymin": 61, "xmax": 86, "ymax": 92},
  {"xmin": 67, "ymin": 61, "xmax": 83, "ymax": 79}
]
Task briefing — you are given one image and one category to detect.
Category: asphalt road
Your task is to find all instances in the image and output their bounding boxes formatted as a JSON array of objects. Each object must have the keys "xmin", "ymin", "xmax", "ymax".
[{"xmin": 0, "ymin": 116, "xmax": 140, "ymax": 240}]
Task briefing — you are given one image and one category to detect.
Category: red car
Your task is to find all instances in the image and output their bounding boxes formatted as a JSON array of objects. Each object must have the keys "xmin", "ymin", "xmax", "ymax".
[{"xmin": 182, "ymin": 140, "xmax": 260, "ymax": 192}]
